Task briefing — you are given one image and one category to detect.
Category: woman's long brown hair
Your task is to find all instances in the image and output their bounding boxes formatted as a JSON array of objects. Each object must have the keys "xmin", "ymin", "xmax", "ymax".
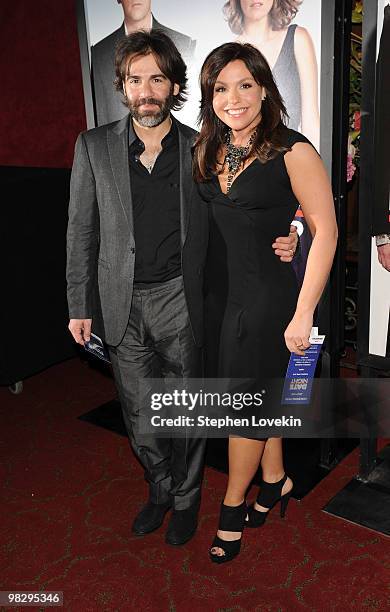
[{"xmin": 193, "ymin": 42, "xmax": 290, "ymax": 182}]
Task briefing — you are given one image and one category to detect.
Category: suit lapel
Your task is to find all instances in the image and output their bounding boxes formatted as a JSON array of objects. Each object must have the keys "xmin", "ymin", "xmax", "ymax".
[
  {"xmin": 107, "ymin": 114, "xmax": 194, "ymax": 246},
  {"xmin": 177, "ymin": 122, "xmax": 195, "ymax": 247},
  {"xmin": 107, "ymin": 115, "xmax": 134, "ymax": 237}
]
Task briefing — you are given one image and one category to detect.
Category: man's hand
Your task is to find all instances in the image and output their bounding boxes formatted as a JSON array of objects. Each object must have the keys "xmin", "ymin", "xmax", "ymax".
[
  {"xmin": 68, "ymin": 319, "xmax": 92, "ymax": 346},
  {"xmin": 272, "ymin": 225, "xmax": 299, "ymax": 262},
  {"xmin": 377, "ymin": 244, "xmax": 390, "ymax": 272}
]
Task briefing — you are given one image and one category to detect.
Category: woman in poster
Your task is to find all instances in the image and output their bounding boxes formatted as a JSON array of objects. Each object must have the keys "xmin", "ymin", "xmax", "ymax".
[
  {"xmin": 193, "ymin": 42, "xmax": 337, "ymax": 563},
  {"xmin": 223, "ymin": 0, "xmax": 320, "ymax": 150}
]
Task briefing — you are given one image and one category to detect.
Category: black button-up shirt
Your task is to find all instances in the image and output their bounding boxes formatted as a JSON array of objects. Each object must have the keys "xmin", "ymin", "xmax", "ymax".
[{"xmin": 129, "ymin": 119, "xmax": 181, "ymax": 283}]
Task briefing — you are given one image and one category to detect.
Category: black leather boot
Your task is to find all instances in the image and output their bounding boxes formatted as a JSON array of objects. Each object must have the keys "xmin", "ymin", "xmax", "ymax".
[
  {"xmin": 165, "ymin": 501, "xmax": 200, "ymax": 546},
  {"xmin": 132, "ymin": 500, "xmax": 172, "ymax": 535}
]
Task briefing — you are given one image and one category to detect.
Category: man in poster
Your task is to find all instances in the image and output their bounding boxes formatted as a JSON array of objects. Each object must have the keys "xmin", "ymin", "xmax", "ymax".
[
  {"xmin": 373, "ymin": 3, "xmax": 390, "ymax": 273},
  {"xmin": 67, "ymin": 30, "xmax": 298, "ymax": 546},
  {"xmin": 91, "ymin": 0, "xmax": 196, "ymax": 125}
]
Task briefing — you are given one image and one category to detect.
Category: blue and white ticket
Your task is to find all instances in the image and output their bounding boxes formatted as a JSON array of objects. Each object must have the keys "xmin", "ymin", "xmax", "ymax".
[
  {"xmin": 84, "ymin": 332, "xmax": 111, "ymax": 364},
  {"xmin": 281, "ymin": 327, "xmax": 325, "ymax": 405}
]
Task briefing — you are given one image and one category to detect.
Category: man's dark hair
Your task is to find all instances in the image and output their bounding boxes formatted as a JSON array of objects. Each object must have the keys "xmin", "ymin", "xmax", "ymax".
[{"xmin": 114, "ymin": 29, "xmax": 188, "ymax": 110}]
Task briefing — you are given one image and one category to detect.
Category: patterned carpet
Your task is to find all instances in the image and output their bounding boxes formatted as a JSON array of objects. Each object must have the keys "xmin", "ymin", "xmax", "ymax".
[{"xmin": 1, "ymin": 359, "xmax": 389, "ymax": 611}]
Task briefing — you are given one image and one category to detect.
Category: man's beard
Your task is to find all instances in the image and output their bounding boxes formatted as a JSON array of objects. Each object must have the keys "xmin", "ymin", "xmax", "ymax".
[{"xmin": 126, "ymin": 91, "xmax": 174, "ymax": 127}]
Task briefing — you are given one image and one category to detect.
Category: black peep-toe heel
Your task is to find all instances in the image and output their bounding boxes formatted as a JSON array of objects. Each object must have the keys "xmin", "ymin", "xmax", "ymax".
[
  {"xmin": 209, "ymin": 500, "xmax": 247, "ymax": 564},
  {"xmin": 246, "ymin": 474, "xmax": 293, "ymax": 528}
]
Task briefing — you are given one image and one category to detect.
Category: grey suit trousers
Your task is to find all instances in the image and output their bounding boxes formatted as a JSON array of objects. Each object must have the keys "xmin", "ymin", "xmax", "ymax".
[{"xmin": 108, "ymin": 275, "xmax": 205, "ymax": 510}]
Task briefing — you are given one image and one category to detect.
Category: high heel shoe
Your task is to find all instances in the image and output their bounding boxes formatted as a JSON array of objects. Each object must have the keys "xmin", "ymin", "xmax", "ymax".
[
  {"xmin": 245, "ymin": 474, "xmax": 293, "ymax": 528},
  {"xmin": 209, "ymin": 500, "xmax": 247, "ymax": 564}
]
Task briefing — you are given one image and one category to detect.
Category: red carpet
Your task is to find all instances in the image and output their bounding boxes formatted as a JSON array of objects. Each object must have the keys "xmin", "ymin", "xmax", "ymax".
[{"xmin": 1, "ymin": 359, "xmax": 389, "ymax": 611}]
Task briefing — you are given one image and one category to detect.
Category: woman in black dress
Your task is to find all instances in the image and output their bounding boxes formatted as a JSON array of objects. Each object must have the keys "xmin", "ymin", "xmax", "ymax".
[{"xmin": 193, "ymin": 43, "xmax": 337, "ymax": 563}]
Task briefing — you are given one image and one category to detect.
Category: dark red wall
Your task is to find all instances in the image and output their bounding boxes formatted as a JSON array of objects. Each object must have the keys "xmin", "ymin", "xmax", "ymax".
[{"xmin": 0, "ymin": 1, "xmax": 87, "ymax": 168}]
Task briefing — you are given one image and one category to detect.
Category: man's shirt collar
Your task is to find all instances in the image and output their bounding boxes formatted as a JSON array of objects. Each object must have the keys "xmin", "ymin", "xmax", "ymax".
[{"xmin": 128, "ymin": 116, "xmax": 177, "ymax": 152}]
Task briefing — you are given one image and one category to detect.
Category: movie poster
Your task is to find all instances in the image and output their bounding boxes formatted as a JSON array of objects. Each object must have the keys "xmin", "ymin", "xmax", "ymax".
[{"xmin": 80, "ymin": 0, "xmax": 321, "ymax": 142}]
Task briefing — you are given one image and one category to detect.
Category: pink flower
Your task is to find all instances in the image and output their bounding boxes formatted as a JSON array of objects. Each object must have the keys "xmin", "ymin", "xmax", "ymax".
[
  {"xmin": 347, "ymin": 154, "xmax": 356, "ymax": 182},
  {"xmin": 353, "ymin": 110, "xmax": 361, "ymax": 131}
]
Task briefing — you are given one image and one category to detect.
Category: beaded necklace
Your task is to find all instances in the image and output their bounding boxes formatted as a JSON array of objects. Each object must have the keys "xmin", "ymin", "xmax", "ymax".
[{"xmin": 224, "ymin": 128, "xmax": 257, "ymax": 192}]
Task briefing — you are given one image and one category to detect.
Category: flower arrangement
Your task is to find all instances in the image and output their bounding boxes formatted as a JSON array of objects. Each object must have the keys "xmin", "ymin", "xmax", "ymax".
[{"xmin": 347, "ymin": 1, "xmax": 362, "ymax": 182}]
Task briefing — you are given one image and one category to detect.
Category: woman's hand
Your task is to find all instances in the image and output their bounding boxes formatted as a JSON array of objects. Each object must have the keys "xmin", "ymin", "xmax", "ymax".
[
  {"xmin": 272, "ymin": 225, "xmax": 299, "ymax": 262},
  {"xmin": 284, "ymin": 311, "xmax": 313, "ymax": 355}
]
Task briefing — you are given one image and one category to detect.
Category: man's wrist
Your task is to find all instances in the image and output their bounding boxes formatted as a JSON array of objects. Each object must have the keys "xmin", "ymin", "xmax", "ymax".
[{"xmin": 376, "ymin": 233, "xmax": 390, "ymax": 246}]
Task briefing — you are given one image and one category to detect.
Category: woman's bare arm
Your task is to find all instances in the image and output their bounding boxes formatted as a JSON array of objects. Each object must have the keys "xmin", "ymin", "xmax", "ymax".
[{"xmin": 284, "ymin": 142, "xmax": 338, "ymax": 354}]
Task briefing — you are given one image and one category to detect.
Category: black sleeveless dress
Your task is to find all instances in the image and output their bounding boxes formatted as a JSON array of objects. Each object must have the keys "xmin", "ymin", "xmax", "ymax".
[{"xmin": 199, "ymin": 129, "xmax": 312, "ymax": 383}]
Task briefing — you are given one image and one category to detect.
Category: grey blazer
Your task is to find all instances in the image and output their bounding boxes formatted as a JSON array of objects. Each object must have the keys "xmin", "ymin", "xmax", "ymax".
[
  {"xmin": 91, "ymin": 16, "xmax": 196, "ymax": 126},
  {"xmin": 66, "ymin": 114, "xmax": 208, "ymax": 347}
]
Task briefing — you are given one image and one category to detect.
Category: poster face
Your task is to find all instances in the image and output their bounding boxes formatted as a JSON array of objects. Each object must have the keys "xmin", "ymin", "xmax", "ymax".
[{"xmin": 82, "ymin": 0, "xmax": 322, "ymax": 151}]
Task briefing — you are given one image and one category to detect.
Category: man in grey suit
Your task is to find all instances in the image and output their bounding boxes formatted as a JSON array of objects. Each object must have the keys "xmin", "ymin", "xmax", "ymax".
[
  {"xmin": 67, "ymin": 30, "xmax": 298, "ymax": 546},
  {"xmin": 68, "ymin": 30, "xmax": 207, "ymax": 546},
  {"xmin": 91, "ymin": 0, "xmax": 196, "ymax": 125}
]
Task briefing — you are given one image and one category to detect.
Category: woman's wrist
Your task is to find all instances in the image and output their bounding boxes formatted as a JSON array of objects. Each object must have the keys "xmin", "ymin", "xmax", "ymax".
[{"xmin": 294, "ymin": 305, "xmax": 315, "ymax": 318}]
